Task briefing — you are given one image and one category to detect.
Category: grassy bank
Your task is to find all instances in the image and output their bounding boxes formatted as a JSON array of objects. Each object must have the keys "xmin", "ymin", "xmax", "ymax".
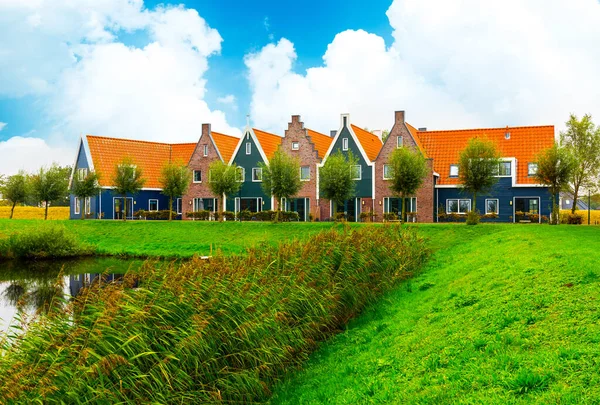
[
  {"xmin": 0, "ymin": 225, "xmax": 427, "ymax": 403},
  {"xmin": 270, "ymin": 224, "xmax": 600, "ymax": 404},
  {"xmin": 0, "ymin": 225, "xmax": 94, "ymax": 260},
  {"xmin": 0, "ymin": 207, "xmax": 69, "ymax": 220}
]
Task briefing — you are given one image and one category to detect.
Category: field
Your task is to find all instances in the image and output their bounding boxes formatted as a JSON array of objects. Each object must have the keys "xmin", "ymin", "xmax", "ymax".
[
  {"xmin": 561, "ymin": 209, "xmax": 600, "ymax": 225},
  {"xmin": 0, "ymin": 206, "xmax": 69, "ymax": 220}
]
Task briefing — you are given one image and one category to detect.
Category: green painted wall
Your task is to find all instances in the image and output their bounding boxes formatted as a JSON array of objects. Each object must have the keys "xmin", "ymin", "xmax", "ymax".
[{"xmin": 328, "ymin": 125, "xmax": 373, "ymax": 198}]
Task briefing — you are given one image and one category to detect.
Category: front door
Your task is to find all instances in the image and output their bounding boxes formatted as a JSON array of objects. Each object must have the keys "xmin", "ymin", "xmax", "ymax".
[
  {"xmin": 335, "ymin": 198, "xmax": 359, "ymax": 222},
  {"xmin": 288, "ymin": 198, "xmax": 307, "ymax": 222},
  {"xmin": 514, "ymin": 197, "xmax": 540, "ymax": 222},
  {"xmin": 113, "ymin": 197, "xmax": 134, "ymax": 220}
]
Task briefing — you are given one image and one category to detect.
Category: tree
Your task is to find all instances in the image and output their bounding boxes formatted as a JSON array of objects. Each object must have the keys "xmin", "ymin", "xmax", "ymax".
[
  {"xmin": 259, "ymin": 149, "xmax": 302, "ymax": 221},
  {"xmin": 560, "ymin": 114, "xmax": 600, "ymax": 214},
  {"xmin": 207, "ymin": 160, "xmax": 242, "ymax": 220},
  {"xmin": 111, "ymin": 158, "xmax": 146, "ymax": 221},
  {"xmin": 1, "ymin": 172, "xmax": 29, "ymax": 219},
  {"xmin": 534, "ymin": 143, "xmax": 575, "ymax": 225},
  {"xmin": 159, "ymin": 162, "xmax": 191, "ymax": 221},
  {"xmin": 319, "ymin": 151, "xmax": 358, "ymax": 215},
  {"xmin": 31, "ymin": 164, "xmax": 70, "ymax": 220},
  {"xmin": 458, "ymin": 137, "xmax": 501, "ymax": 217},
  {"xmin": 71, "ymin": 172, "xmax": 101, "ymax": 220},
  {"xmin": 388, "ymin": 147, "xmax": 428, "ymax": 222}
]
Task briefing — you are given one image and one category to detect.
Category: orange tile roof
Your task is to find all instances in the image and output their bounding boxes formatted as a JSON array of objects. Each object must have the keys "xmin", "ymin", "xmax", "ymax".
[
  {"xmin": 253, "ymin": 128, "xmax": 283, "ymax": 160},
  {"xmin": 211, "ymin": 131, "xmax": 239, "ymax": 163},
  {"xmin": 307, "ymin": 128, "xmax": 333, "ymax": 159},
  {"xmin": 415, "ymin": 125, "xmax": 555, "ymax": 185},
  {"xmin": 171, "ymin": 143, "xmax": 196, "ymax": 165},
  {"xmin": 351, "ymin": 124, "xmax": 383, "ymax": 162},
  {"xmin": 405, "ymin": 123, "xmax": 429, "ymax": 159}
]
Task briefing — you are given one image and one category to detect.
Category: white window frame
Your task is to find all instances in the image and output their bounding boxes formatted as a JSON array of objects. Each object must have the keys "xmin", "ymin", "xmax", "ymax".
[
  {"xmin": 245, "ymin": 142, "xmax": 252, "ymax": 155},
  {"xmin": 291, "ymin": 141, "xmax": 299, "ymax": 150},
  {"xmin": 351, "ymin": 165, "xmax": 362, "ymax": 180},
  {"xmin": 342, "ymin": 138, "xmax": 348, "ymax": 151},
  {"xmin": 383, "ymin": 164, "xmax": 392, "ymax": 180},
  {"xmin": 485, "ymin": 198, "xmax": 499, "ymax": 215},
  {"xmin": 85, "ymin": 197, "xmax": 91, "ymax": 215},
  {"xmin": 252, "ymin": 167, "xmax": 263, "ymax": 182},
  {"xmin": 528, "ymin": 163, "xmax": 538, "ymax": 176},
  {"xmin": 203, "ymin": 144, "xmax": 208, "ymax": 157},
  {"xmin": 496, "ymin": 162, "xmax": 512, "ymax": 177},
  {"xmin": 149, "ymin": 199, "xmax": 159, "ymax": 212},
  {"xmin": 237, "ymin": 167, "xmax": 245, "ymax": 182},
  {"xmin": 300, "ymin": 165, "xmax": 310, "ymax": 181},
  {"xmin": 176, "ymin": 198, "xmax": 182, "ymax": 215},
  {"xmin": 397, "ymin": 136, "xmax": 403, "ymax": 148},
  {"xmin": 74, "ymin": 197, "xmax": 81, "ymax": 215},
  {"xmin": 449, "ymin": 164, "xmax": 459, "ymax": 177},
  {"xmin": 446, "ymin": 199, "xmax": 471, "ymax": 214},
  {"xmin": 77, "ymin": 168, "xmax": 88, "ymax": 181},
  {"xmin": 193, "ymin": 170, "xmax": 202, "ymax": 183}
]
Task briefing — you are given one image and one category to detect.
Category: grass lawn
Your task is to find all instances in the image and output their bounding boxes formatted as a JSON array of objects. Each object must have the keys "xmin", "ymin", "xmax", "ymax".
[
  {"xmin": 270, "ymin": 224, "xmax": 600, "ymax": 404},
  {"xmin": 0, "ymin": 219, "xmax": 353, "ymax": 258}
]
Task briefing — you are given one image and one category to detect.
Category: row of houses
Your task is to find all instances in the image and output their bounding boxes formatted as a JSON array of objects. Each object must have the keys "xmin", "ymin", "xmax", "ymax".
[{"xmin": 69, "ymin": 111, "xmax": 556, "ymax": 222}]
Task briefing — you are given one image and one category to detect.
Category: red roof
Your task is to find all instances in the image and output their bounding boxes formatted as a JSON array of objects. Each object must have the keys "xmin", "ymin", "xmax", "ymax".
[
  {"xmin": 351, "ymin": 125, "xmax": 383, "ymax": 162},
  {"xmin": 307, "ymin": 129, "xmax": 333, "ymax": 159},
  {"xmin": 415, "ymin": 125, "xmax": 555, "ymax": 185},
  {"xmin": 405, "ymin": 123, "xmax": 429, "ymax": 159},
  {"xmin": 211, "ymin": 131, "xmax": 239, "ymax": 163},
  {"xmin": 253, "ymin": 128, "xmax": 283, "ymax": 160}
]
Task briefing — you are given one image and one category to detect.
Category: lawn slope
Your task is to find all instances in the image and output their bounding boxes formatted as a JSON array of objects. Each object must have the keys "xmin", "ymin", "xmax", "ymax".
[{"xmin": 270, "ymin": 225, "xmax": 600, "ymax": 404}]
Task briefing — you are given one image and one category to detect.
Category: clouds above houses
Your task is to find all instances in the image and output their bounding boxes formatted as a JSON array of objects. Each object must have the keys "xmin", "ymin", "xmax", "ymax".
[
  {"xmin": 0, "ymin": 123, "xmax": 6, "ymax": 132},
  {"xmin": 245, "ymin": 0, "xmax": 600, "ymax": 134},
  {"xmin": 0, "ymin": 136, "xmax": 73, "ymax": 175}
]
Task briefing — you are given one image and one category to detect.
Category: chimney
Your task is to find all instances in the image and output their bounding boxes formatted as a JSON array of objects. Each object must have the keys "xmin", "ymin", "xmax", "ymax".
[
  {"xmin": 291, "ymin": 115, "xmax": 301, "ymax": 124},
  {"xmin": 418, "ymin": 127, "xmax": 427, "ymax": 132},
  {"xmin": 341, "ymin": 113, "xmax": 350, "ymax": 128},
  {"xmin": 330, "ymin": 130, "xmax": 337, "ymax": 138},
  {"xmin": 395, "ymin": 110, "xmax": 405, "ymax": 124},
  {"xmin": 202, "ymin": 123, "xmax": 211, "ymax": 138}
]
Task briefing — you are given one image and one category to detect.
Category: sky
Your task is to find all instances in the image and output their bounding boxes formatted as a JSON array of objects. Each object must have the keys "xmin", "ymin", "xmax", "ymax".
[{"xmin": 1, "ymin": 0, "xmax": 600, "ymax": 175}]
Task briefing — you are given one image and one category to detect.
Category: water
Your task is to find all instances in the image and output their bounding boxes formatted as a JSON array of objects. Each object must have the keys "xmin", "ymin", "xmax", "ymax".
[{"xmin": 0, "ymin": 257, "xmax": 146, "ymax": 334}]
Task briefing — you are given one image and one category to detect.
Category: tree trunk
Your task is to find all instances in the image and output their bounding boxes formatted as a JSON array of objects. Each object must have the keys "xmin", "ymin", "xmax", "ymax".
[
  {"xmin": 472, "ymin": 192, "xmax": 477, "ymax": 213},
  {"xmin": 81, "ymin": 198, "xmax": 86, "ymax": 220},
  {"xmin": 10, "ymin": 202, "xmax": 16, "ymax": 219},
  {"xmin": 401, "ymin": 195, "xmax": 406, "ymax": 224},
  {"xmin": 44, "ymin": 202, "xmax": 49, "ymax": 220},
  {"xmin": 123, "ymin": 197, "xmax": 127, "ymax": 222},
  {"xmin": 169, "ymin": 196, "xmax": 173, "ymax": 221},
  {"xmin": 572, "ymin": 183, "xmax": 580, "ymax": 214},
  {"xmin": 220, "ymin": 195, "xmax": 226, "ymax": 222},
  {"xmin": 552, "ymin": 190, "xmax": 559, "ymax": 225}
]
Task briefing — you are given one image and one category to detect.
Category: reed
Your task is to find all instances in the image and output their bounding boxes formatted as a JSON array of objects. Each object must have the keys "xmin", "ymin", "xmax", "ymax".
[{"xmin": 0, "ymin": 225, "xmax": 427, "ymax": 403}]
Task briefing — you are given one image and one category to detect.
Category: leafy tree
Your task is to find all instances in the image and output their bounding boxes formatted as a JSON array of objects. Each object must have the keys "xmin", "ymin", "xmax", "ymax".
[
  {"xmin": 319, "ymin": 150, "xmax": 358, "ymax": 214},
  {"xmin": 111, "ymin": 158, "xmax": 146, "ymax": 221},
  {"xmin": 1, "ymin": 172, "xmax": 29, "ymax": 219},
  {"xmin": 458, "ymin": 137, "xmax": 501, "ymax": 220},
  {"xmin": 534, "ymin": 143, "xmax": 575, "ymax": 225},
  {"xmin": 207, "ymin": 160, "xmax": 242, "ymax": 221},
  {"xmin": 560, "ymin": 114, "xmax": 600, "ymax": 214},
  {"xmin": 31, "ymin": 164, "xmax": 70, "ymax": 220},
  {"xmin": 71, "ymin": 172, "xmax": 101, "ymax": 220},
  {"xmin": 159, "ymin": 162, "xmax": 191, "ymax": 221},
  {"xmin": 259, "ymin": 149, "xmax": 302, "ymax": 222},
  {"xmin": 388, "ymin": 147, "xmax": 428, "ymax": 222}
]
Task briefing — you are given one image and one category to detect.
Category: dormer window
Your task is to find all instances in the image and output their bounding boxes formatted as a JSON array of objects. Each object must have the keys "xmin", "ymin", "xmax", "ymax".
[
  {"xmin": 498, "ymin": 162, "xmax": 511, "ymax": 176},
  {"xmin": 245, "ymin": 142, "xmax": 251, "ymax": 155},
  {"xmin": 397, "ymin": 136, "xmax": 403, "ymax": 148},
  {"xmin": 528, "ymin": 163, "xmax": 538, "ymax": 176},
  {"xmin": 505, "ymin": 132, "xmax": 511, "ymax": 140},
  {"xmin": 342, "ymin": 138, "xmax": 348, "ymax": 151},
  {"xmin": 449, "ymin": 164, "xmax": 459, "ymax": 177},
  {"xmin": 292, "ymin": 141, "xmax": 299, "ymax": 150},
  {"xmin": 203, "ymin": 144, "xmax": 208, "ymax": 157}
]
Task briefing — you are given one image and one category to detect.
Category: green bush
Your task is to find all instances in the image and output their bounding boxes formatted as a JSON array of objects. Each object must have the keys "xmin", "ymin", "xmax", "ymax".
[
  {"xmin": 255, "ymin": 210, "xmax": 276, "ymax": 221},
  {"xmin": 236, "ymin": 209, "xmax": 253, "ymax": 221},
  {"xmin": 383, "ymin": 212, "xmax": 398, "ymax": 222},
  {"xmin": 0, "ymin": 225, "xmax": 94, "ymax": 260},
  {"xmin": 213, "ymin": 211, "xmax": 235, "ymax": 221},
  {"xmin": 185, "ymin": 210, "xmax": 212, "ymax": 220},
  {"xmin": 560, "ymin": 212, "xmax": 583, "ymax": 225},
  {"xmin": 334, "ymin": 212, "xmax": 347, "ymax": 222},
  {"xmin": 133, "ymin": 210, "xmax": 177, "ymax": 220},
  {"xmin": 466, "ymin": 210, "xmax": 480, "ymax": 225},
  {"xmin": 0, "ymin": 226, "xmax": 428, "ymax": 403}
]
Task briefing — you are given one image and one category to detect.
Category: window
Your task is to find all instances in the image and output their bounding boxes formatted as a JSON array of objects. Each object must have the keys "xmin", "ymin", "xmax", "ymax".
[
  {"xmin": 246, "ymin": 142, "xmax": 252, "ymax": 155},
  {"xmin": 300, "ymin": 166, "xmax": 310, "ymax": 181},
  {"xmin": 85, "ymin": 197, "xmax": 91, "ymax": 215},
  {"xmin": 237, "ymin": 167, "xmax": 245, "ymax": 182},
  {"xmin": 383, "ymin": 164, "xmax": 392, "ymax": 179},
  {"xmin": 446, "ymin": 199, "xmax": 471, "ymax": 214},
  {"xmin": 149, "ymin": 199, "xmax": 159, "ymax": 212},
  {"xmin": 449, "ymin": 164, "xmax": 459, "ymax": 177},
  {"xmin": 497, "ymin": 162, "xmax": 511, "ymax": 176},
  {"xmin": 193, "ymin": 170, "xmax": 202, "ymax": 183},
  {"xmin": 177, "ymin": 198, "xmax": 182, "ymax": 215},
  {"xmin": 528, "ymin": 163, "xmax": 538, "ymax": 176},
  {"xmin": 342, "ymin": 138, "xmax": 348, "ymax": 151},
  {"xmin": 486, "ymin": 199, "xmax": 499, "ymax": 215},
  {"xmin": 74, "ymin": 197, "xmax": 81, "ymax": 215},
  {"xmin": 397, "ymin": 136, "xmax": 403, "ymax": 148},
  {"xmin": 351, "ymin": 165, "xmax": 362, "ymax": 180},
  {"xmin": 77, "ymin": 168, "xmax": 88, "ymax": 181},
  {"xmin": 252, "ymin": 167, "xmax": 262, "ymax": 182},
  {"xmin": 203, "ymin": 144, "xmax": 208, "ymax": 157},
  {"xmin": 292, "ymin": 141, "xmax": 299, "ymax": 150}
]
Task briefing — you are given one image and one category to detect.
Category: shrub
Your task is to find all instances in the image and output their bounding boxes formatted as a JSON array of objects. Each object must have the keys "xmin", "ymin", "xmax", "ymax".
[
  {"xmin": 255, "ymin": 210, "xmax": 276, "ymax": 221},
  {"xmin": 185, "ymin": 210, "xmax": 211, "ymax": 220},
  {"xmin": 334, "ymin": 212, "xmax": 347, "ymax": 222},
  {"xmin": 0, "ymin": 226, "xmax": 428, "ymax": 403},
  {"xmin": 134, "ymin": 210, "xmax": 177, "ymax": 220},
  {"xmin": 236, "ymin": 209, "xmax": 253, "ymax": 221},
  {"xmin": 0, "ymin": 225, "xmax": 94, "ymax": 260},
  {"xmin": 359, "ymin": 211, "xmax": 377, "ymax": 222},
  {"xmin": 279, "ymin": 211, "xmax": 299, "ymax": 222},
  {"xmin": 383, "ymin": 212, "xmax": 398, "ymax": 222},
  {"xmin": 213, "ymin": 211, "xmax": 235, "ymax": 221},
  {"xmin": 567, "ymin": 213, "xmax": 583, "ymax": 225},
  {"xmin": 466, "ymin": 210, "xmax": 480, "ymax": 225}
]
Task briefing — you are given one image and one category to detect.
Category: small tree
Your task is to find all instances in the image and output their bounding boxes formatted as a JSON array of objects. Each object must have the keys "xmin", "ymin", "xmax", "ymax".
[
  {"xmin": 534, "ymin": 143, "xmax": 575, "ymax": 225},
  {"xmin": 560, "ymin": 114, "xmax": 600, "ymax": 214},
  {"xmin": 259, "ymin": 149, "xmax": 302, "ymax": 222},
  {"xmin": 388, "ymin": 147, "xmax": 428, "ymax": 222},
  {"xmin": 71, "ymin": 172, "xmax": 101, "ymax": 220},
  {"xmin": 207, "ymin": 160, "xmax": 242, "ymax": 221},
  {"xmin": 319, "ymin": 151, "xmax": 358, "ymax": 215},
  {"xmin": 160, "ymin": 162, "xmax": 191, "ymax": 221},
  {"xmin": 112, "ymin": 158, "xmax": 145, "ymax": 221},
  {"xmin": 458, "ymin": 137, "xmax": 501, "ymax": 223},
  {"xmin": 1, "ymin": 171, "xmax": 29, "ymax": 219},
  {"xmin": 31, "ymin": 164, "xmax": 70, "ymax": 220}
]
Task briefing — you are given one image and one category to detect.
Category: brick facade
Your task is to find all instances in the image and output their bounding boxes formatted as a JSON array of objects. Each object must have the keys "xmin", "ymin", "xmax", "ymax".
[{"xmin": 373, "ymin": 111, "xmax": 435, "ymax": 223}]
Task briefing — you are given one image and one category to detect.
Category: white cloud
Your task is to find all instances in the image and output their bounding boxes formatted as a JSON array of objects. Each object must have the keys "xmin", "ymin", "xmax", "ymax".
[
  {"xmin": 216, "ymin": 94, "xmax": 238, "ymax": 111},
  {"xmin": 246, "ymin": 0, "xmax": 600, "ymax": 134},
  {"xmin": 0, "ymin": 122, "xmax": 6, "ymax": 132},
  {"xmin": 0, "ymin": 136, "xmax": 72, "ymax": 176}
]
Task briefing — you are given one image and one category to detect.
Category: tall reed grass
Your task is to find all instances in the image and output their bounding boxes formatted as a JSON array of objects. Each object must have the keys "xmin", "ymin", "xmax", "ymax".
[
  {"xmin": 0, "ymin": 225, "xmax": 94, "ymax": 260},
  {"xmin": 0, "ymin": 225, "xmax": 427, "ymax": 403}
]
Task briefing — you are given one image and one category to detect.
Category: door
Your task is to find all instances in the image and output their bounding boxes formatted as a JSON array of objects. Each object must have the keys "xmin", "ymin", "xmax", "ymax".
[
  {"xmin": 288, "ymin": 198, "xmax": 307, "ymax": 221},
  {"xmin": 113, "ymin": 197, "xmax": 133, "ymax": 219},
  {"xmin": 514, "ymin": 197, "xmax": 540, "ymax": 222}
]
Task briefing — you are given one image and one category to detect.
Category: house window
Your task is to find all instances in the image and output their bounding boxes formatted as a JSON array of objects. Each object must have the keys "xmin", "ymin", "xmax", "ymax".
[
  {"xmin": 351, "ymin": 165, "xmax": 362, "ymax": 180},
  {"xmin": 77, "ymin": 168, "xmax": 88, "ymax": 181},
  {"xmin": 497, "ymin": 162, "xmax": 511, "ymax": 176},
  {"xmin": 383, "ymin": 164, "xmax": 392, "ymax": 180},
  {"xmin": 447, "ymin": 199, "xmax": 471, "ymax": 214},
  {"xmin": 246, "ymin": 142, "xmax": 252, "ymax": 155},
  {"xmin": 300, "ymin": 166, "xmax": 310, "ymax": 181},
  {"xmin": 237, "ymin": 167, "xmax": 245, "ymax": 182},
  {"xmin": 74, "ymin": 197, "xmax": 81, "ymax": 215},
  {"xmin": 252, "ymin": 167, "xmax": 263, "ymax": 182},
  {"xmin": 397, "ymin": 136, "xmax": 403, "ymax": 148},
  {"xmin": 149, "ymin": 199, "xmax": 159, "ymax": 212},
  {"xmin": 342, "ymin": 138, "xmax": 348, "ymax": 151},
  {"xmin": 486, "ymin": 199, "xmax": 499, "ymax": 215},
  {"xmin": 193, "ymin": 170, "xmax": 202, "ymax": 183},
  {"xmin": 85, "ymin": 197, "xmax": 91, "ymax": 215},
  {"xmin": 203, "ymin": 144, "xmax": 208, "ymax": 157},
  {"xmin": 177, "ymin": 198, "xmax": 182, "ymax": 215},
  {"xmin": 528, "ymin": 163, "xmax": 538, "ymax": 176},
  {"xmin": 292, "ymin": 141, "xmax": 299, "ymax": 150},
  {"xmin": 449, "ymin": 164, "xmax": 459, "ymax": 177}
]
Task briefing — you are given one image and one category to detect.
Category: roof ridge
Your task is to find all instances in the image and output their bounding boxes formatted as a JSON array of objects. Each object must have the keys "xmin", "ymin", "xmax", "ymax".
[
  {"xmin": 418, "ymin": 125, "xmax": 554, "ymax": 133},
  {"xmin": 252, "ymin": 127, "xmax": 283, "ymax": 138},
  {"xmin": 86, "ymin": 134, "xmax": 196, "ymax": 146}
]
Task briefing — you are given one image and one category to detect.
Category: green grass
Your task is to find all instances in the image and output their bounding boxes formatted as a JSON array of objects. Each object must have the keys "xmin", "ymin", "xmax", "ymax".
[
  {"xmin": 0, "ymin": 220, "xmax": 353, "ymax": 258},
  {"xmin": 270, "ymin": 224, "xmax": 600, "ymax": 404}
]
